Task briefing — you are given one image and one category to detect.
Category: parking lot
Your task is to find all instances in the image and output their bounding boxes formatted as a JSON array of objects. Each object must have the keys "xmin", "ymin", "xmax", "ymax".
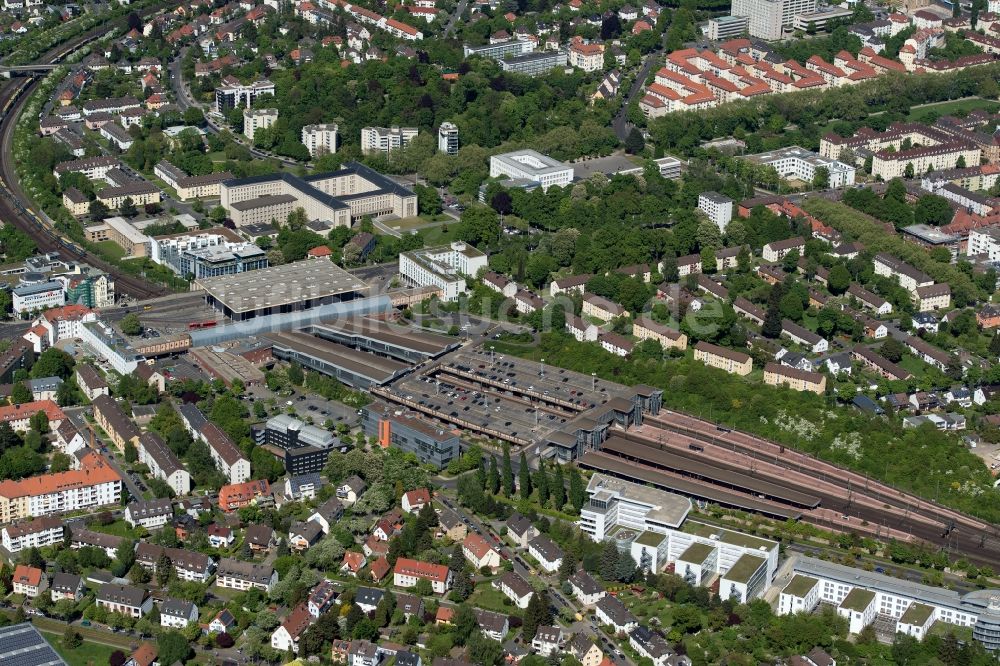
[{"xmin": 244, "ymin": 383, "xmax": 361, "ymax": 428}]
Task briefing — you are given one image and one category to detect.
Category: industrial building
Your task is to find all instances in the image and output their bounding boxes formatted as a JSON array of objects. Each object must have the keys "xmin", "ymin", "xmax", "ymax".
[
  {"xmin": 262, "ymin": 331, "xmax": 411, "ymax": 388},
  {"xmin": 219, "ymin": 162, "xmax": 417, "ymax": 227},
  {"xmin": 194, "ymin": 260, "xmax": 368, "ymax": 321}
]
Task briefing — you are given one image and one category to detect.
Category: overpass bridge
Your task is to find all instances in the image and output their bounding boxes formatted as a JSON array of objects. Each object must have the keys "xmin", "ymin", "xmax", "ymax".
[{"xmin": 0, "ymin": 63, "xmax": 63, "ymax": 77}]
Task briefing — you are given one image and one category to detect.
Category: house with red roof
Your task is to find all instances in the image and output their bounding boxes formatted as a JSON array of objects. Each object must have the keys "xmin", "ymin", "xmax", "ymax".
[{"xmin": 393, "ymin": 558, "xmax": 452, "ymax": 594}]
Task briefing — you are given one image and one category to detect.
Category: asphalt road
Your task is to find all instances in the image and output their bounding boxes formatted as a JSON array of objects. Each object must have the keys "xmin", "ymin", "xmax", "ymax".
[
  {"xmin": 613, "ymin": 52, "xmax": 659, "ymax": 142},
  {"xmin": 64, "ymin": 406, "xmax": 144, "ymax": 499}
]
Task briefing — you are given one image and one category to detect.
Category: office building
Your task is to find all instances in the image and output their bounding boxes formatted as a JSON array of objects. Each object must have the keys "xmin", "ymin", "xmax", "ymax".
[
  {"xmin": 244, "ymin": 108, "xmax": 278, "ymax": 142},
  {"xmin": 220, "ymin": 162, "xmax": 417, "ymax": 228},
  {"xmin": 707, "ymin": 15, "xmax": 750, "ymax": 40},
  {"xmin": 256, "ymin": 414, "xmax": 338, "ymax": 475},
  {"xmin": 12, "ymin": 281, "xmax": 65, "ymax": 315},
  {"xmin": 360, "ymin": 126, "xmax": 418, "ymax": 156},
  {"xmin": 731, "ymin": 0, "xmax": 817, "ymax": 40},
  {"xmin": 490, "ymin": 150, "xmax": 574, "ymax": 191},
  {"xmin": 463, "ymin": 39, "xmax": 535, "ymax": 60},
  {"xmin": 438, "ymin": 122, "xmax": 459, "ymax": 155},
  {"xmin": 398, "ymin": 241, "xmax": 488, "ymax": 301},
  {"xmin": 362, "ymin": 402, "xmax": 460, "ymax": 468},
  {"xmin": 151, "ymin": 227, "xmax": 267, "ymax": 279},
  {"xmin": 301, "ymin": 123, "xmax": 339, "ymax": 157},
  {"xmin": 499, "ymin": 50, "xmax": 567, "ymax": 76}
]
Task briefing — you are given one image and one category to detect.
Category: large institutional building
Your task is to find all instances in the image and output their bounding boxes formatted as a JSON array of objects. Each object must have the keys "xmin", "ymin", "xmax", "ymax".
[
  {"xmin": 219, "ymin": 162, "xmax": 417, "ymax": 228},
  {"xmin": 489, "ymin": 150, "xmax": 574, "ymax": 191}
]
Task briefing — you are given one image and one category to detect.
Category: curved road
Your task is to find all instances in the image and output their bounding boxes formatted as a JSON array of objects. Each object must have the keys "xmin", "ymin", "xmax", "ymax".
[{"xmin": 0, "ymin": 4, "xmax": 182, "ymax": 299}]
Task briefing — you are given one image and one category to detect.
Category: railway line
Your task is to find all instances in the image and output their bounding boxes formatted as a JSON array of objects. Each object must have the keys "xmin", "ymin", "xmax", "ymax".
[
  {"xmin": 640, "ymin": 411, "xmax": 1000, "ymax": 568},
  {"xmin": 0, "ymin": 3, "xmax": 181, "ymax": 300}
]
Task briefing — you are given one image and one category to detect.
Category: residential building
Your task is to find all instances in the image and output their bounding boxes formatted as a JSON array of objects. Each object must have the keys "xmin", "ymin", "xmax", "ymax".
[
  {"xmin": 697, "ymin": 191, "xmax": 733, "ymax": 232},
  {"xmin": 125, "ymin": 498, "xmax": 173, "ymax": 530},
  {"xmin": 135, "ymin": 543, "xmax": 213, "ymax": 582},
  {"xmin": 693, "ymin": 341, "xmax": 752, "ymax": 375},
  {"xmin": 244, "ymin": 108, "xmax": 278, "ymax": 142},
  {"xmin": 528, "ymin": 534, "xmax": 564, "ymax": 573},
  {"xmin": 632, "ymin": 316, "xmax": 687, "ymax": 351},
  {"xmin": 216, "ymin": 558, "xmax": 277, "ymax": 592},
  {"xmin": 568, "ymin": 569, "xmax": 606, "ymax": 606},
  {"xmin": 12, "ymin": 565, "xmax": 45, "ymax": 597},
  {"xmin": 301, "ymin": 123, "xmax": 339, "ymax": 157},
  {"xmin": 0, "ymin": 453, "xmax": 122, "ymax": 523},
  {"xmin": 746, "ymin": 146, "xmax": 854, "ymax": 188},
  {"xmin": 463, "ymin": 533, "xmax": 502, "ymax": 571},
  {"xmin": 493, "ymin": 571, "xmax": 533, "ymax": 609},
  {"xmin": 762, "ymin": 236, "xmax": 805, "ymax": 262},
  {"xmin": 75, "ymin": 364, "xmax": 109, "ymax": 401},
  {"xmin": 582, "ymin": 293, "xmax": 628, "ymax": 321},
  {"xmin": 97, "ymin": 583, "xmax": 151, "ymax": 617},
  {"xmin": 137, "ymin": 432, "xmax": 191, "ymax": 496},
  {"xmin": 360, "ymin": 126, "xmax": 418, "ymax": 155},
  {"xmin": 271, "ymin": 602, "xmax": 313, "ymax": 653},
  {"xmin": 532, "ymin": 626, "xmax": 564, "ymax": 657},
  {"xmin": 437, "ymin": 122, "xmax": 459, "ymax": 155},
  {"xmin": 401, "ymin": 488, "xmax": 431, "ymax": 514},
  {"xmin": 50, "ymin": 572, "xmax": 84, "ymax": 602},
  {"xmin": 218, "ymin": 479, "xmax": 271, "ymax": 512},
  {"xmin": 569, "ymin": 42, "xmax": 604, "ymax": 71},
  {"xmin": 499, "ymin": 50, "xmax": 568, "ymax": 76},
  {"xmin": 393, "ymin": 558, "xmax": 452, "ymax": 594},
  {"xmin": 596, "ymin": 595, "xmax": 639, "ymax": 634},
  {"xmin": 1, "ymin": 515, "xmax": 63, "ymax": 553},
  {"xmin": 160, "ymin": 598, "xmax": 199, "ymax": 629}
]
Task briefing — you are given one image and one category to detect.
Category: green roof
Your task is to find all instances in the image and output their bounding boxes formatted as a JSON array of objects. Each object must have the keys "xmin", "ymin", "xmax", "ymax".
[
  {"xmin": 839, "ymin": 588, "xmax": 876, "ymax": 613},
  {"xmin": 683, "ymin": 520, "xmax": 776, "ymax": 551},
  {"xmin": 678, "ymin": 542, "xmax": 715, "ymax": 565},
  {"xmin": 899, "ymin": 602, "xmax": 934, "ymax": 626},
  {"xmin": 635, "ymin": 531, "xmax": 666, "ymax": 547},
  {"xmin": 722, "ymin": 554, "xmax": 766, "ymax": 584},
  {"xmin": 782, "ymin": 575, "xmax": 819, "ymax": 598}
]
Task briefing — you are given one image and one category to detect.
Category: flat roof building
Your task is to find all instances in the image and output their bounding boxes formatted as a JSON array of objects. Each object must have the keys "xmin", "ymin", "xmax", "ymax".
[
  {"xmin": 399, "ymin": 241, "xmax": 488, "ymax": 301},
  {"xmin": 745, "ymin": 146, "xmax": 855, "ymax": 188},
  {"xmin": 363, "ymin": 402, "xmax": 460, "ymax": 468},
  {"xmin": 194, "ymin": 260, "xmax": 368, "ymax": 321},
  {"xmin": 262, "ymin": 331, "xmax": 410, "ymax": 388},
  {"xmin": 490, "ymin": 150, "xmax": 574, "ymax": 191}
]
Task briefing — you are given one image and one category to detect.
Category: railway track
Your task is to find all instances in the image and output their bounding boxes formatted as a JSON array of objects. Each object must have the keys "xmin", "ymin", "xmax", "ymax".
[
  {"xmin": 0, "ymin": 3, "xmax": 181, "ymax": 300},
  {"xmin": 645, "ymin": 411, "xmax": 1000, "ymax": 568}
]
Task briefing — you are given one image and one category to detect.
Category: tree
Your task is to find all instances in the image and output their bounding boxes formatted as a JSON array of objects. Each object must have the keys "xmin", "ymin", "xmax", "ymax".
[
  {"xmin": 827, "ymin": 264, "xmax": 851, "ymax": 295},
  {"xmin": 501, "ymin": 444, "xmax": 514, "ymax": 497},
  {"xmin": 914, "ymin": 194, "xmax": 954, "ymax": 227},
  {"xmin": 124, "ymin": 441, "xmax": 138, "ymax": 464},
  {"xmin": 812, "ymin": 166, "xmax": 830, "ymax": 190},
  {"xmin": 567, "ymin": 466, "xmax": 586, "ymax": 511},
  {"xmin": 990, "ymin": 333, "xmax": 1000, "ymax": 358},
  {"xmin": 121, "ymin": 313, "xmax": 142, "ymax": 336},
  {"xmin": 781, "ymin": 248, "xmax": 800, "ymax": 274},
  {"xmin": 31, "ymin": 348, "xmax": 74, "ymax": 380},
  {"xmin": 523, "ymin": 589, "xmax": 553, "ymax": 642},
  {"xmin": 551, "ymin": 464, "xmax": 566, "ymax": 510},
  {"xmin": 535, "ymin": 461, "xmax": 549, "ymax": 505},
  {"xmin": 286, "ymin": 363, "xmax": 304, "ymax": 386},
  {"xmin": 413, "ymin": 578, "xmax": 433, "ymax": 596},
  {"xmin": 624, "ymin": 128, "xmax": 644, "ymax": 155},
  {"xmin": 487, "ymin": 456, "xmax": 500, "ymax": 495},
  {"xmin": 599, "ymin": 540, "xmax": 619, "ymax": 581},
  {"xmin": 881, "ymin": 337, "xmax": 905, "ymax": 363},
  {"xmin": 779, "ymin": 291, "xmax": 804, "ymax": 322},
  {"xmin": 158, "ymin": 631, "xmax": 191, "ymax": 665},
  {"xmin": 62, "ymin": 627, "xmax": 82, "ymax": 649},
  {"xmin": 120, "ymin": 197, "xmax": 137, "ymax": 218},
  {"xmin": 458, "ymin": 206, "xmax": 499, "ymax": 247},
  {"xmin": 904, "ymin": 163, "xmax": 915, "ymax": 179},
  {"xmin": 9, "ymin": 381, "xmax": 31, "ymax": 405},
  {"xmin": 518, "ymin": 452, "xmax": 532, "ymax": 500},
  {"xmin": 89, "ymin": 199, "xmax": 109, "ymax": 220}
]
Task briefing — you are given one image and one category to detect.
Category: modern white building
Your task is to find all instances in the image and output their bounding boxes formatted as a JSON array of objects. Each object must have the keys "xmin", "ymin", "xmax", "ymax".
[
  {"xmin": 779, "ymin": 556, "xmax": 1000, "ymax": 651},
  {"xmin": 489, "ymin": 150, "xmax": 574, "ymax": 191},
  {"xmin": 579, "ymin": 474, "xmax": 778, "ymax": 598},
  {"xmin": 360, "ymin": 126, "xmax": 418, "ymax": 155},
  {"xmin": 12, "ymin": 281, "xmax": 65, "ymax": 315},
  {"xmin": 244, "ymin": 108, "xmax": 278, "ymax": 142},
  {"xmin": 398, "ymin": 241, "xmax": 488, "ymax": 301},
  {"xmin": 746, "ymin": 146, "xmax": 855, "ymax": 188},
  {"xmin": 301, "ymin": 123, "xmax": 339, "ymax": 157},
  {"xmin": 78, "ymin": 320, "xmax": 144, "ymax": 375},
  {"xmin": 968, "ymin": 226, "xmax": 1000, "ymax": 261},
  {"xmin": 697, "ymin": 191, "xmax": 733, "ymax": 232},
  {"xmin": 707, "ymin": 15, "xmax": 750, "ymax": 40},
  {"xmin": 438, "ymin": 122, "xmax": 459, "ymax": 155},
  {"xmin": 731, "ymin": 0, "xmax": 817, "ymax": 39}
]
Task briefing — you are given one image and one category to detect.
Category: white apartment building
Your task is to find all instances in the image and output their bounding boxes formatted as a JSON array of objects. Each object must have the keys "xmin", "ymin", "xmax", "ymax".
[
  {"xmin": 160, "ymin": 599, "xmax": 199, "ymax": 629},
  {"xmin": 244, "ymin": 108, "xmax": 278, "ymax": 142},
  {"xmin": 697, "ymin": 191, "xmax": 733, "ymax": 232},
  {"xmin": 746, "ymin": 146, "xmax": 855, "ymax": 187},
  {"xmin": 489, "ymin": 150, "xmax": 574, "ymax": 191},
  {"xmin": 968, "ymin": 226, "xmax": 1000, "ymax": 261},
  {"xmin": 361, "ymin": 126, "xmax": 418, "ymax": 155},
  {"xmin": 302, "ymin": 123, "xmax": 339, "ymax": 157},
  {"xmin": 200, "ymin": 422, "xmax": 251, "ymax": 485},
  {"xmin": 1, "ymin": 516, "xmax": 64, "ymax": 553},
  {"xmin": 780, "ymin": 556, "xmax": 1000, "ymax": 651},
  {"xmin": 399, "ymin": 241, "xmax": 488, "ymax": 301},
  {"xmin": 438, "ymin": 122, "xmax": 459, "ymax": 155},
  {"xmin": 138, "ymin": 432, "xmax": 191, "ymax": 496},
  {"xmin": 872, "ymin": 143, "xmax": 981, "ymax": 181}
]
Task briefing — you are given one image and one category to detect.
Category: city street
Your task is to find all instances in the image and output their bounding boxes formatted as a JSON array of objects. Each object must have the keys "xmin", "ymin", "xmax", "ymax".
[{"xmin": 64, "ymin": 406, "xmax": 145, "ymax": 499}]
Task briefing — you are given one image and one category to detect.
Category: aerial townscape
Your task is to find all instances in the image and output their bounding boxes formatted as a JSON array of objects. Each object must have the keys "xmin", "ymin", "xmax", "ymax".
[{"xmin": 6, "ymin": 0, "xmax": 1000, "ymax": 665}]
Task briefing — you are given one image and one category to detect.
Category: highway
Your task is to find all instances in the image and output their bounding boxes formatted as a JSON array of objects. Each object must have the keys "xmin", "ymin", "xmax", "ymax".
[{"xmin": 0, "ymin": 4, "xmax": 180, "ymax": 300}]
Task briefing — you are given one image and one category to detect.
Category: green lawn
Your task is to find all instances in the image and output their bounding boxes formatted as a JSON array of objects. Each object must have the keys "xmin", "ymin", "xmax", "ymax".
[
  {"xmin": 469, "ymin": 584, "xmax": 522, "ymax": 616},
  {"xmin": 93, "ymin": 241, "xmax": 125, "ymax": 261},
  {"xmin": 40, "ymin": 630, "xmax": 120, "ymax": 666},
  {"xmin": 421, "ymin": 223, "xmax": 462, "ymax": 245},
  {"xmin": 907, "ymin": 97, "xmax": 1000, "ymax": 120},
  {"xmin": 90, "ymin": 519, "xmax": 139, "ymax": 539}
]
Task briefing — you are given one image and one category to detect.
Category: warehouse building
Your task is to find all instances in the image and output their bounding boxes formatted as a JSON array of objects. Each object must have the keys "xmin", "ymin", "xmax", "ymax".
[
  {"xmin": 193, "ymin": 260, "xmax": 368, "ymax": 321},
  {"xmin": 261, "ymin": 331, "xmax": 411, "ymax": 388}
]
